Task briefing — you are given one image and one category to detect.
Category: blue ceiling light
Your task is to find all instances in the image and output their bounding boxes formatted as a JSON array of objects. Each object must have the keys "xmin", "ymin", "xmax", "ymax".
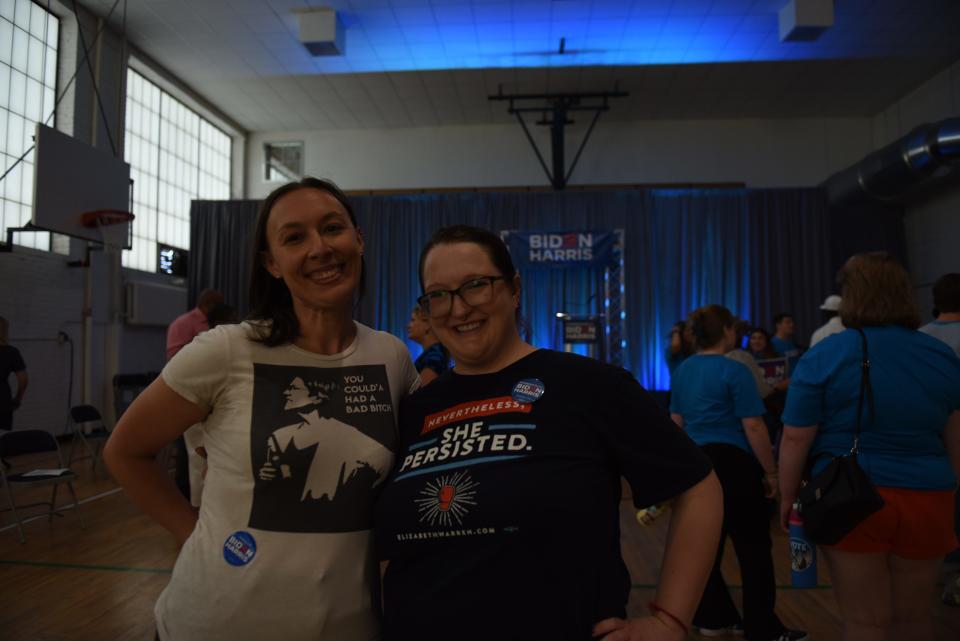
[{"xmin": 284, "ymin": 0, "xmax": 948, "ymax": 74}]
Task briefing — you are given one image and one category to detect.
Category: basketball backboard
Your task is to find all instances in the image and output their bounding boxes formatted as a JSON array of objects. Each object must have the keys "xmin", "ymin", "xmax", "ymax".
[{"xmin": 31, "ymin": 124, "xmax": 132, "ymax": 245}]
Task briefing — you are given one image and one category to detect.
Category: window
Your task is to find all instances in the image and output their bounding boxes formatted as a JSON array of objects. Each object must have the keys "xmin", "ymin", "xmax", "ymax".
[
  {"xmin": 123, "ymin": 68, "xmax": 231, "ymax": 272},
  {"xmin": 0, "ymin": 0, "xmax": 58, "ymax": 251},
  {"xmin": 265, "ymin": 141, "xmax": 303, "ymax": 182}
]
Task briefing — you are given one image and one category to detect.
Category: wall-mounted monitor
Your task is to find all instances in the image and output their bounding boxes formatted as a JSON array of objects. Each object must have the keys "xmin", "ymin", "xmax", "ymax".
[{"xmin": 158, "ymin": 244, "xmax": 188, "ymax": 277}]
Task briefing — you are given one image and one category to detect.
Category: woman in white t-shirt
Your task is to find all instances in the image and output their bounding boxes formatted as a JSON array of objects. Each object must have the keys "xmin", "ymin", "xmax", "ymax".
[{"xmin": 105, "ymin": 178, "xmax": 419, "ymax": 641}]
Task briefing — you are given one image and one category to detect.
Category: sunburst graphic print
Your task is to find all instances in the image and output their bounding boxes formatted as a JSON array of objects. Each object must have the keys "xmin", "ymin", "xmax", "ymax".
[{"xmin": 415, "ymin": 471, "xmax": 478, "ymax": 527}]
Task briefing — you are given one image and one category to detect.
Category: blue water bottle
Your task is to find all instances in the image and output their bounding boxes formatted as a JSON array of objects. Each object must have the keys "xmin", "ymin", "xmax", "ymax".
[{"xmin": 789, "ymin": 503, "xmax": 817, "ymax": 589}]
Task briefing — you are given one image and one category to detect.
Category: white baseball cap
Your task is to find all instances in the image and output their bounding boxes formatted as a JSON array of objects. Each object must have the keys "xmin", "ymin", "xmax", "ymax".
[{"xmin": 820, "ymin": 295, "xmax": 842, "ymax": 311}]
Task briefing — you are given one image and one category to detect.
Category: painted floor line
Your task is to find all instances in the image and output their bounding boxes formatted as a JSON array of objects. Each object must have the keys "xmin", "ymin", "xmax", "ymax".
[
  {"xmin": 0, "ymin": 559, "xmax": 172, "ymax": 574},
  {"xmin": 632, "ymin": 582, "xmax": 834, "ymax": 590},
  {"xmin": 0, "ymin": 486, "xmax": 124, "ymax": 533}
]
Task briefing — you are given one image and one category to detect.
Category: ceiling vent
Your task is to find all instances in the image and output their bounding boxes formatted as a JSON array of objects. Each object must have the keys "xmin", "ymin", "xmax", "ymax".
[
  {"xmin": 295, "ymin": 8, "xmax": 345, "ymax": 56},
  {"xmin": 778, "ymin": 0, "xmax": 834, "ymax": 42}
]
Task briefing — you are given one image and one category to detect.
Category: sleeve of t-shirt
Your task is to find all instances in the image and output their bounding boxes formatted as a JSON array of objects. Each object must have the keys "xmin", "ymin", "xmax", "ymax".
[
  {"xmin": 161, "ymin": 326, "xmax": 231, "ymax": 411},
  {"xmin": 780, "ymin": 349, "xmax": 827, "ymax": 428},
  {"xmin": 10, "ymin": 347, "xmax": 25, "ymax": 372},
  {"xmin": 592, "ymin": 366, "xmax": 712, "ymax": 508},
  {"xmin": 392, "ymin": 335, "xmax": 421, "ymax": 396},
  {"xmin": 727, "ymin": 361, "xmax": 766, "ymax": 418},
  {"xmin": 421, "ymin": 345, "xmax": 448, "ymax": 376}
]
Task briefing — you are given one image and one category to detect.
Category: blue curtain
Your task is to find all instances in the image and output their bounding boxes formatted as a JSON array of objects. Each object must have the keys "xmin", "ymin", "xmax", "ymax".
[{"xmin": 190, "ymin": 188, "xmax": 834, "ymax": 391}]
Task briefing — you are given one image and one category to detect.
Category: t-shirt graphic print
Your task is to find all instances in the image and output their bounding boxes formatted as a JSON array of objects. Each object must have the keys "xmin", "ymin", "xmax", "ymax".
[{"xmin": 249, "ymin": 363, "xmax": 395, "ymax": 533}]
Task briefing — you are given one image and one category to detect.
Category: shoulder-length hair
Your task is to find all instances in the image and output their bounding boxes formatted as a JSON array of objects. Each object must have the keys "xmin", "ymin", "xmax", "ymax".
[
  {"xmin": 248, "ymin": 177, "xmax": 365, "ymax": 346},
  {"xmin": 688, "ymin": 304, "xmax": 735, "ymax": 350},
  {"xmin": 838, "ymin": 252, "xmax": 920, "ymax": 329}
]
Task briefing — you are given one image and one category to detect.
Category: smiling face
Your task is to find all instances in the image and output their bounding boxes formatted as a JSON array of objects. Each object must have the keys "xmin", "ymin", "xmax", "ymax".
[
  {"xmin": 262, "ymin": 188, "xmax": 364, "ymax": 315},
  {"xmin": 420, "ymin": 242, "xmax": 521, "ymax": 374},
  {"xmin": 749, "ymin": 330, "xmax": 768, "ymax": 353}
]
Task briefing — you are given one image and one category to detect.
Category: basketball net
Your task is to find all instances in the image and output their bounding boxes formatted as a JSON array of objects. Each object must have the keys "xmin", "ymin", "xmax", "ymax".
[{"xmin": 80, "ymin": 210, "xmax": 134, "ymax": 251}]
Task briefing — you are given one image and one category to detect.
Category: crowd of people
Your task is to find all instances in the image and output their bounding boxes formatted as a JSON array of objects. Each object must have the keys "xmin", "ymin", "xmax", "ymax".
[
  {"xmin": 666, "ymin": 262, "xmax": 960, "ymax": 641},
  {"xmin": 101, "ymin": 176, "xmax": 960, "ymax": 641}
]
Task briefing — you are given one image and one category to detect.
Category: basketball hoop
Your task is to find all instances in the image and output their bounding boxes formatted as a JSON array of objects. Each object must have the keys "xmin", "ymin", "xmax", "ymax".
[{"xmin": 80, "ymin": 209, "xmax": 134, "ymax": 250}]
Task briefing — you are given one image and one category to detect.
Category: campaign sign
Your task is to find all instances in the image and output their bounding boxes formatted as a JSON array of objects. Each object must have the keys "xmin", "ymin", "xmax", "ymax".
[
  {"xmin": 756, "ymin": 357, "xmax": 788, "ymax": 386},
  {"xmin": 508, "ymin": 231, "xmax": 616, "ymax": 269},
  {"xmin": 563, "ymin": 319, "xmax": 599, "ymax": 343}
]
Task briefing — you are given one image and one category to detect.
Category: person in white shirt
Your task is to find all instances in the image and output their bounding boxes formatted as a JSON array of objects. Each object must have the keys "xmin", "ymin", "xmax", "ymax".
[
  {"xmin": 104, "ymin": 178, "xmax": 419, "ymax": 641},
  {"xmin": 809, "ymin": 295, "xmax": 845, "ymax": 347}
]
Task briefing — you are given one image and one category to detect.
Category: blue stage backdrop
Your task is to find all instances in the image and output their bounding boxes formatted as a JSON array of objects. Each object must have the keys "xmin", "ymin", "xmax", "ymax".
[{"xmin": 190, "ymin": 187, "xmax": 839, "ymax": 391}]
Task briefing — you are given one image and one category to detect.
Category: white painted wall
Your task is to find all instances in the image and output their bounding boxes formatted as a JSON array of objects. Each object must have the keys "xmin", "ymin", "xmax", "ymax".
[
  {"xmin": 246, "ymin": 116, "xmax": 874, "ymax": 197},
  {"xmin": 871, "ymin": 59, "xmax": 960, "ymax": 319}
]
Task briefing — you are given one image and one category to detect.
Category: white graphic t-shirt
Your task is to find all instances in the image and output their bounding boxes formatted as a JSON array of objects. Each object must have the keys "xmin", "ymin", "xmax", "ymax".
[{"xmin": 155, "ymin": 321, "xmax": 419, "ymax": 641}]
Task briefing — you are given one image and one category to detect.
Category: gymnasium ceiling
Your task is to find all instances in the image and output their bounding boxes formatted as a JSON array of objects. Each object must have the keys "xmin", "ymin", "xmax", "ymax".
[{"xmin": 75, "ymin": 0, "xmax": 960, "ymax": 131}]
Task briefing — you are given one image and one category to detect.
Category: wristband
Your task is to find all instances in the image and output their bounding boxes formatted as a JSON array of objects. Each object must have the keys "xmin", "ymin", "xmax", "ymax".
[{"xmin": 648, "ymin": 602, "xmax": 688, "ymax": 635}]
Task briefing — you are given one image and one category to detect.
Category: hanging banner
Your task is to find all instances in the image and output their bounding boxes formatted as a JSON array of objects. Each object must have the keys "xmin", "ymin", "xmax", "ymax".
[{"xmin": 507, "ymin": 231, "xmax": 617, "ymax": 269}]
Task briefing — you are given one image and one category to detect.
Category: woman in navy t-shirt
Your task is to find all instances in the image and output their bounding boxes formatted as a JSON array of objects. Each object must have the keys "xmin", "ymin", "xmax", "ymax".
[{"xmin": 670, "ymin": 305, "xmax": 804, "ymax": 641}]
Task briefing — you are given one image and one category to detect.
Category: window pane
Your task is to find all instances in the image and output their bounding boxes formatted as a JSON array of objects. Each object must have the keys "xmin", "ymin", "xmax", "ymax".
[
  {"xmin": 11, "ymin": 26, "xmax": 27, "ymax": 72},
  {"xmin": 0, "ymin": 21, "xmax": 13, "ymax": 66},
  {"xmin": 1, "ymin": 1, "xmax": 56, "ymax": 250}
]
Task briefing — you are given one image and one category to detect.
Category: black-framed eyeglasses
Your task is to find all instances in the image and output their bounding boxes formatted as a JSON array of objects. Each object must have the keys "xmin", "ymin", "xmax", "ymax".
[{"xmin": 417, "ymin": 276, "xmax": 507, "ymax": 318}]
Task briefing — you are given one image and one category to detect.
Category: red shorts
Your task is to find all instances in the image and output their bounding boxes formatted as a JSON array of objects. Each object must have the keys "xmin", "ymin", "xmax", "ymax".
[{"xmin": 828, "ymin": 486, "xmax": 958, "ymax": 559}]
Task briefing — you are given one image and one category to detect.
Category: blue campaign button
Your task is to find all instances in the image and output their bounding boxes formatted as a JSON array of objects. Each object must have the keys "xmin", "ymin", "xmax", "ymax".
[
  {"xmin": 223, "ymin": 531, "xmax": 257, "ymax": 567},
  {"xmin": 512, "ymin": 378, "xmax": 545, "ymax": 404}
]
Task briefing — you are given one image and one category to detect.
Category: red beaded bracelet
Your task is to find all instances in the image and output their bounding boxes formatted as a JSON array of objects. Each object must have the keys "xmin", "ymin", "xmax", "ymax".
[{"xmin": 648, "ymin": 602, "xmax": 689, "ymax": 635}]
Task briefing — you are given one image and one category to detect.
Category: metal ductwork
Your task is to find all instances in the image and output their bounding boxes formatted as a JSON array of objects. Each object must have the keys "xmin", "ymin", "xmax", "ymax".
[{"xmin": 824, "ymin": 118, "xmax": 960, "ymax": 207}]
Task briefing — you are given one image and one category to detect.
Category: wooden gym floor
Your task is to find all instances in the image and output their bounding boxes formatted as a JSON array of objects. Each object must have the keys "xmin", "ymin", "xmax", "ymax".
[{"xmin": 2, "ymin": 456, "xmax": 959, "ymax": 640}]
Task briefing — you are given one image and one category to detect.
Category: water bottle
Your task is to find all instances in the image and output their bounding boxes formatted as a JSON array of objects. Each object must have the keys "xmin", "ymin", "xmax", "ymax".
[{"xmin": 789, "ymin": 503, "xmax": 817, "ymax": 589}]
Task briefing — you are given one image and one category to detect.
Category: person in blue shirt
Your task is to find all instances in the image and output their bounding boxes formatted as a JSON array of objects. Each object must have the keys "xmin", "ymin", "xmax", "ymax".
[
  {"xmin": 406, "ymin": 306, "xmax": 450, "ymax": 386},
  {"xmin": 671, "ymin": 305, "xmax": 806, "ymax": 641},
  {"xmin": 665, "ymin": 320, "xmax": 694, "ymax": 383},
  {"xmin": 779, "ymin": 252, "xmax": 960, "ymax": 641},
  {"xmin": 770, "ymin": 312, "xmax": 802, "ymax": 375}
]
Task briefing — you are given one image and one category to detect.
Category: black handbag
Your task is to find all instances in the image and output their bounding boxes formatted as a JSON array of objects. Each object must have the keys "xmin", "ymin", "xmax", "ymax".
[{"xmin": 798, "ymin": 328, "xmax": 885, "ymax": 545}]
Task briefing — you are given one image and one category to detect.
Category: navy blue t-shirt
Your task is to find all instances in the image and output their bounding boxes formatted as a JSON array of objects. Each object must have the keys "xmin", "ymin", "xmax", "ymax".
[
  {"xmin": 783, "ymin": 326, "xmax": 960, "ymax": 490},
  {"xmin": 413, "ymin": 342, "xmax": 450, "ymax": 377},
  {"xmin": 669, "ymin": 354, "xmax": 766, "ymax": 453},
  {"xmin": 375, "ymin": 350, "xmax": 711, "ymax": 641}
]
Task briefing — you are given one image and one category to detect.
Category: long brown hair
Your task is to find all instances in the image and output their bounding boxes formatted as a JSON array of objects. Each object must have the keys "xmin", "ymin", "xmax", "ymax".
[
  {"xmin": 838, "ymin": 252, "xmax": 920, "ymax": 329},
  {"xmin": 248, "ymin": 177, "xmax": 365, "ymax": 346}
]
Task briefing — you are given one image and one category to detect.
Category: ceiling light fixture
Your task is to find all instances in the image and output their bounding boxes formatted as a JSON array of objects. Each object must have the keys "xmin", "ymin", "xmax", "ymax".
[
  {"xmin": 294, "ymin": 7, "xmax": 345, "ymax": 56},
  {"xmin": 778, "ymin": 0, "xmax": 834, "ymax": 42}
]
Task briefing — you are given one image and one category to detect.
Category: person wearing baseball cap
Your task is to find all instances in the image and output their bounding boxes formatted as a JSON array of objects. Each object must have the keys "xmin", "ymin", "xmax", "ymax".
[{"xmin": 810, "ymin": 295, "xmax": 844, "ymax": 347}]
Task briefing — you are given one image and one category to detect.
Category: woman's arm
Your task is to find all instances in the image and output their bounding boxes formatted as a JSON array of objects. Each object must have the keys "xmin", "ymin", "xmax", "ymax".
[
  {"xmin": 742, "ymin": 416, "xmax": 776, "ymax": 473},
  {"xmin": 103, "ymin": 377, "xmax": 208, "ymax": 544},
  {"xmin": 742, "ymin": 416, "xmax": 777, "ymax": 498},
  {"xmin": 944, "ymin": 411, "xmax": 960, "ymax": 480},
  {"xmin": 777, "ymin": 424, "xmax": 818, "ymax": 531},
  {"xmin": 13, "ymin": 370, "xmax": 27, "ymax": 407},
  {"xmin": 593, "ymin": 471, "xmax": 723, "ymax": 641},
  {"xmin": 419, "ymin": 367, "xmax": 439, "ymax": 386},
  {"xmin": 670, "ymin": 413, "xmax": 683, "ymax": 429}
]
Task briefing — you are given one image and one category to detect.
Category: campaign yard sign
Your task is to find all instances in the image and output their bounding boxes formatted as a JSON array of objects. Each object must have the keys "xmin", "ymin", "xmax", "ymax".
[{"xmin": 756, "ymin": 356, "xmax": 789, "ymax": 387}]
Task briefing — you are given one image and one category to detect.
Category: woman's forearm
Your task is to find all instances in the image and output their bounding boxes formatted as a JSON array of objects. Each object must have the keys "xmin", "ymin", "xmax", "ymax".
[
  {"xmin": 105, "ymin": 451, "xmax": 198, "ymax": 544},
  {"xmin": 742, "ymin": 417, "xmax": 776, "ymax": 473},
  {"xmin": 778, "ymin": 425, "xmax": 817, "ymax": 507},
  {"xmin": 654, "ymin": 471, "xmax": 723, "ymax": 625}
]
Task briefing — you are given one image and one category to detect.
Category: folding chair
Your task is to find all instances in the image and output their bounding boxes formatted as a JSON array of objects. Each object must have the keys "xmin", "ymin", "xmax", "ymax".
[
  {"xmin": 65, "ymin": 404, "xmax": 111, "ymax": 472},
  {"xmin": 0, "ymin": 429, "xmax": 86, "ymax": 544}
]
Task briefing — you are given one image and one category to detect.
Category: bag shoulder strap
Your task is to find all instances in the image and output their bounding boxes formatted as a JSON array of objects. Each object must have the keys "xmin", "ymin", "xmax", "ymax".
[{"xmin": 852, "ymin": 328, "xmax": 874, "ymax": 455}]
